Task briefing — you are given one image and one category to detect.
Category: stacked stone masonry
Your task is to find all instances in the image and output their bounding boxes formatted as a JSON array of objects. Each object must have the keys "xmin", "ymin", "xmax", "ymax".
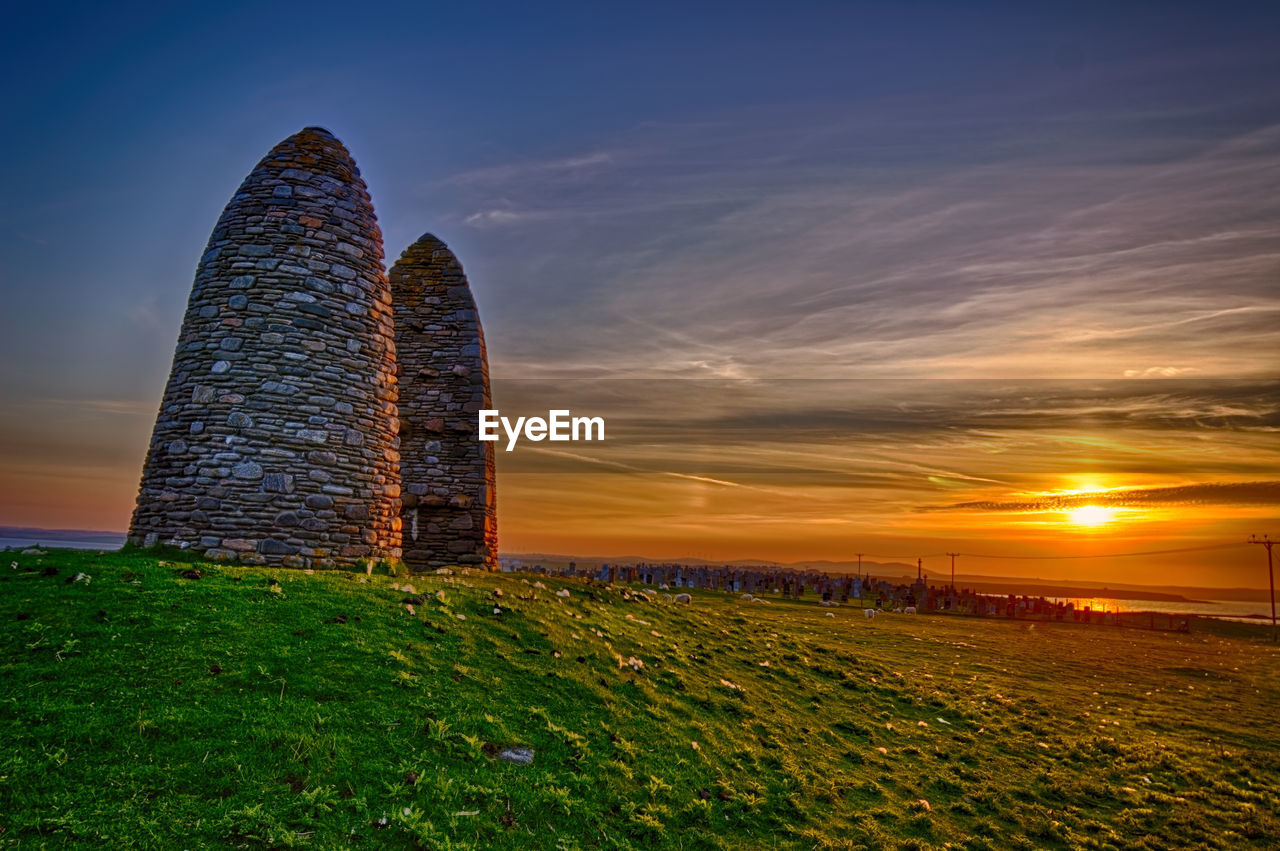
[
  {"xmin": 390, "ymin": 235, "xmax": 498, "ymax": 571},
  {"xmin": 128, "ymin": 127, "xmax": 408, "ymax": 568}
]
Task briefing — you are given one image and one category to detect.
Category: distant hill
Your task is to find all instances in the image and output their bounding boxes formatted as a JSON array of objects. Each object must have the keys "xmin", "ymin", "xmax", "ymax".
[
  {"xmin": 501, "ymin": 552, "xmax": 1270, "ymax": 602},
  {"xmin": 2, "ymin": 535, "xmax": 1265, "ymax": 601},
  {"xmin": 0, "ymin": 526, "xmax": 125, "ymax": 549}
]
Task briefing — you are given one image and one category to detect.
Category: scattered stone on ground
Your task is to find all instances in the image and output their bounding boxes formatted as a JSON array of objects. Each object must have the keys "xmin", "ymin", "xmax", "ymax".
[{"xmin": 498, "ymin": 747, "xmax": 535, "ymax": 765}]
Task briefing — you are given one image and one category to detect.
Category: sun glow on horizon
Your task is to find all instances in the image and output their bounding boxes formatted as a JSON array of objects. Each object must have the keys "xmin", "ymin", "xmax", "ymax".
[{"xmin": 1066, "ymin": 504, "xmax": 1116, "ymax": 528}]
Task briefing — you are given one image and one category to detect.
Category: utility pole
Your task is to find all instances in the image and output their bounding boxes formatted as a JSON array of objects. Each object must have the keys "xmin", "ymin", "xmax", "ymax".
[
  {"xmin": 946, "ymin": 552, "xmax": 959, "ymax": 592},
  {"xmin": 1248, "ymin": 535, "xmax": 1276, "ymax": 641}
]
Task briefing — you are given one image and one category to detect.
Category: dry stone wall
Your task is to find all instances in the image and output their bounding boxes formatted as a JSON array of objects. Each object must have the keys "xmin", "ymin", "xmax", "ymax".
[
  {"xmin": 390, "ymin": 235, "xmax": 498, "ymax": 571},
  {"xmin": 127, "ymin": 127, "xmax": 402, "ymax": 567}
]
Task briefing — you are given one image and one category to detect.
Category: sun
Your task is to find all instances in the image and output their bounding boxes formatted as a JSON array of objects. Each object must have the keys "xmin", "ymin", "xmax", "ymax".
[{"xmin": 1067, "ymin": 505, "xmax": 1115, "ymax": 527}]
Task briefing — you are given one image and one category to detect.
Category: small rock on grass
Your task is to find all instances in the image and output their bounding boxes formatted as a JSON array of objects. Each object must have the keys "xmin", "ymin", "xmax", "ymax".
[{"xmin": 498, "ymin": 747, "xmax": 534, "ymax": 765}]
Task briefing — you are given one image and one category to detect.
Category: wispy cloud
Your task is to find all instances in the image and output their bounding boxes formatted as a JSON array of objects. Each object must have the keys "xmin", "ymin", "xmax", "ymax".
[
  {"xmin": 126, "ymin": 294, "xmax": 164, "ymax": 329},
  {"xmin": 441, "ymin": 108, "xmax": 1279, "ymax": 381},
  {"xmin": 448, "ymin": 150, "xmax": 619, "ymax": 187},
  {"xmin": 463, "ymin": 207, "xmax": 553, "ymax": 228},
  {"xmin": 937, "ymin": 481, "xmax": 1280, "ymax": 512}
]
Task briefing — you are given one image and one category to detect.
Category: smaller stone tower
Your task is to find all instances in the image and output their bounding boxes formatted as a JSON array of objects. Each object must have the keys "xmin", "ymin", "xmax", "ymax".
[{"xmin": 390, "ymin": 235, "xmax": 497, "ymax": 571}]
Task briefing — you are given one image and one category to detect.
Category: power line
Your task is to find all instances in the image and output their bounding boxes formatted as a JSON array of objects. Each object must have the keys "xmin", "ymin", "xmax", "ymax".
[{"xmin": 1247, "ymin": 535, "xmax": 1276, "ymax": 641}]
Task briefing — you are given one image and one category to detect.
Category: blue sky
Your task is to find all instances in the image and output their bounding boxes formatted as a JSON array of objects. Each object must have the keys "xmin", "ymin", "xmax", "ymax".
[{"xmin": 1, "ymin": 1, "xmax": 1277, "ymax": 578}]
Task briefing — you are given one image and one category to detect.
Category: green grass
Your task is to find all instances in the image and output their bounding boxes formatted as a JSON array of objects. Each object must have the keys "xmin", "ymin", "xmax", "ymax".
[{"xmin": 1, "ymin": 549, "xmax": 1278, "ymax": 849}]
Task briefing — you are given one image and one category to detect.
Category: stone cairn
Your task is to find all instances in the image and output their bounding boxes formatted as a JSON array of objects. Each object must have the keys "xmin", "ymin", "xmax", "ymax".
[
  {"xmin": 128, "ymin": 127, "xmax": 494, "ymax": 570},
  {"xmin": 390, "ymin": 235, "xmax": 498, "ymax": 571}
]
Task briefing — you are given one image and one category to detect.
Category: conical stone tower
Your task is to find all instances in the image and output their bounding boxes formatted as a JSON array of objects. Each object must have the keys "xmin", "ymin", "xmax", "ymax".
[
  {"xmin": 128, "ymin": 127, "xmax": 402, "ymax": 567},
  {"xmin": 390, "ymin": 234, "xmax": 497, "ymax": 571}
]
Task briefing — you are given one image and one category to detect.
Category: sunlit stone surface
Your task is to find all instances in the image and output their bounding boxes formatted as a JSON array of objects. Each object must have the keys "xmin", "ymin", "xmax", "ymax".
[{"xmin": 128, "ymin": 128, "xmax": 402, "ymax": 567}]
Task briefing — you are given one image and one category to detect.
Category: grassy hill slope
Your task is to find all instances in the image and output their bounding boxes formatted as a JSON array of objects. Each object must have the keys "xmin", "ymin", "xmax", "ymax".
[{"xmin": 1, "ymin": 550, "xmax": 1278, "ymax": 849}]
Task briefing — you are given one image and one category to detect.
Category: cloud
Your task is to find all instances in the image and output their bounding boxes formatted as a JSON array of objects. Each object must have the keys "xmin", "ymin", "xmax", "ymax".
[
  {"xmin": 438, "ymin": 106, "xmax": 1280, "ymax": 381},
  {"xmin": 464, "ymin": 207, "xmax": 550, "ymax": 228},
  {"xmin": 447, "ymin": 151, "xmax": 618, "ymax": 187},
  {"xmin": 1123, "ymin": 367, "xmax": 1199, "ymax": 378},
  {"xmin": 936, "ymin": 481, "xmax": 1280, "ymax": 512},
  {"xmin": 126, "ymin": 294, "xmax": 163, "ymax": 329}
]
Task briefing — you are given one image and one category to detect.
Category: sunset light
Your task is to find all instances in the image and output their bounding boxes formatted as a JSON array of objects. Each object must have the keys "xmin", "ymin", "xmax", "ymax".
[
  {"xmin": 1, "ymin": 4, "xmax": 1279, "ymax": 848},
  {"xmin": 1066, "ymin": 504, "xmax": 1116, "ymax": 528}
]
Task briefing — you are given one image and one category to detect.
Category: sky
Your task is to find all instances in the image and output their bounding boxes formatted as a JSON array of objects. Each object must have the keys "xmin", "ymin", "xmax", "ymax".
[{"xmin": 1, "ymin": 1, "xmax": 1277, "ymax": 587}]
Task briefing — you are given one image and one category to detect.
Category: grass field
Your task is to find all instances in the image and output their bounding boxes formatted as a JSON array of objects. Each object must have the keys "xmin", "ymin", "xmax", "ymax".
[{"xmin": 1, "ymin": 549, "xmax": 1278, "ymax": 849}]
